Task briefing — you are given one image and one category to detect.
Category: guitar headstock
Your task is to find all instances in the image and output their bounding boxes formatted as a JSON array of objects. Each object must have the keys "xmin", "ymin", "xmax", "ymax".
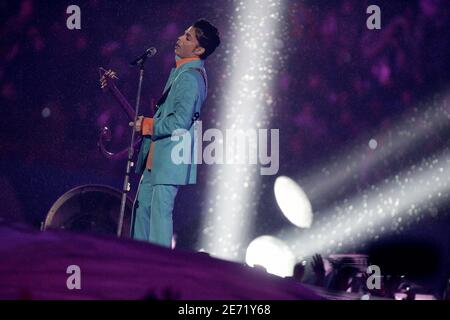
[{"xmin": 98, "ymin": 67, "xmax": 119, "ymax": 90}]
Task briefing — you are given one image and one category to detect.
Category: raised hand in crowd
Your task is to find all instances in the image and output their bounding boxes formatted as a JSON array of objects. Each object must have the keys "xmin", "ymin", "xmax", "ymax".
[{"xmin": 311, "ymin": 254, "xmax": 326, "ymax": 287}]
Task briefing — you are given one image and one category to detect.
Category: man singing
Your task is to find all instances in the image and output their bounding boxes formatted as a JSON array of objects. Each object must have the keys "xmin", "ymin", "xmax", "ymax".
[{"xmin": 131, "ymin": 19, "xmax": 220, "ymax": 247}]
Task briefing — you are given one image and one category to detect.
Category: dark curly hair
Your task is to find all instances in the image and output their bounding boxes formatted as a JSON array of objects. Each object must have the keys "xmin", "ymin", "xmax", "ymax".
[{"xmin": 193, "ymin": 19, "xmax": 221, "ymax": 60}]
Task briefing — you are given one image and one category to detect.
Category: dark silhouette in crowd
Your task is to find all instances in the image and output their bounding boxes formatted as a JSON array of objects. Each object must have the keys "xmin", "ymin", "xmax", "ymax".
[
  {"xmin": 292, "ymin": 261, "xmax": 306, "ymax": 283},
  {"xmin": 327, "ymin": 266, "xmax": 359, "ymax": 292},
  {"xmin": 253, "ymin": 264, "xmax": 268, "ymax": 273},
  {"xmin": 292, "ymin": 253, "xmax": 449, "ymax": 300},
  {"xmin": 286, "ymin": 261, "xmax": 306, "ymax": 283}
]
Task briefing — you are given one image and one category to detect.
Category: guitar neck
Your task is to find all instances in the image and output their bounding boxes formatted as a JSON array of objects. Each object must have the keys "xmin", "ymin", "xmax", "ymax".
[{"xmin": 107, "ymin": 82, "xmax": 135, "ymax": 121}]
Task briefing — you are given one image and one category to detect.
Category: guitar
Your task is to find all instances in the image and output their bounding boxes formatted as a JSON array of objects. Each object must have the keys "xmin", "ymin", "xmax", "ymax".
[{"xmin": 98, "ymin": 67, "xmax": 151, "ymax": 160}]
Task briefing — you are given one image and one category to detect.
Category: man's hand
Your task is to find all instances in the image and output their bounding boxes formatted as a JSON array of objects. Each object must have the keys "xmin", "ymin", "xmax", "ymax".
[{"xmin": 129, "ymin": 115, "xmax": 144, "ymax": 132}]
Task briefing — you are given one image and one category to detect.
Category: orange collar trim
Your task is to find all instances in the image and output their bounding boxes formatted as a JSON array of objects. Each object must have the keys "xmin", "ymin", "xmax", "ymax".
[{"xmin": 176, "ymin": 57, "xmax": 200, "ymax": 68}]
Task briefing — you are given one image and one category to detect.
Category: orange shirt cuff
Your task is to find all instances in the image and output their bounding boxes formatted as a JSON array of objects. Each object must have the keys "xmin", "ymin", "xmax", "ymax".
[{"xmin": 142, "ymin": 117, "xmax": 153, "ymax": 136}]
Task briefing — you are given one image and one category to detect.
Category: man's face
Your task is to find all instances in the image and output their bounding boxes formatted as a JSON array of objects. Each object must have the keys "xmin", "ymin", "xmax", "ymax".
[{"xmin": 175, "ymin": 26, "xmax": 204, "ymax": 59}]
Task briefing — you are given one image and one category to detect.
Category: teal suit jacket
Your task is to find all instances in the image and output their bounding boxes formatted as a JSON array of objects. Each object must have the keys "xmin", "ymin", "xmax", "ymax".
[{"xmin": 135, "ymin": 59, "xmax": 207, "ymax": 185}]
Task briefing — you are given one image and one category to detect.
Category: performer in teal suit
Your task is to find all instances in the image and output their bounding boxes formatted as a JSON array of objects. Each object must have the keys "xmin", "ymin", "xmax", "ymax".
[{"xmin": 131, "ymin": 19, "xmax": 220, "ymax": 247}]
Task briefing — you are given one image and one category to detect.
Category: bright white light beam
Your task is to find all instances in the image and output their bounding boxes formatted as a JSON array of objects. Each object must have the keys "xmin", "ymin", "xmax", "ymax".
[
  {"xmin": 300, "ymin": 94, "xmax": 450, "ymax": 207},
  {"xmin": 279, "ymin": 150, "xmax": 450, "ymax": 259},
  {"xmin": 199, "ymin": 0, "xmax": 284, "ymax": 261}
]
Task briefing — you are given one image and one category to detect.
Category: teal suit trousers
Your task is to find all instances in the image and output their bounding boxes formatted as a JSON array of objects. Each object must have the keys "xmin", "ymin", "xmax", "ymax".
[{"xmin": 132, "ymin": 169, "xmax": 178, "ymax": 247}]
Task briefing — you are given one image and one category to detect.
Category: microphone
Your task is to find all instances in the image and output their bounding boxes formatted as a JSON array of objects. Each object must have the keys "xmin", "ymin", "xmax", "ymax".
[{"xmin": 130, "ymin": 47, "xmax": 157, "ymax": 66}]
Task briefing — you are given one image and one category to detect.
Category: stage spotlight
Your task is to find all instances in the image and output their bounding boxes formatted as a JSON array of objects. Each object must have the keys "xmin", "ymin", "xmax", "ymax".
[
  {"xmin": 245, "ymin": 235, "xmax": 296, "ymax": 277},
  {"xmin": 274, "ymin": 176, "xmax": 313, "ymax": 228}
]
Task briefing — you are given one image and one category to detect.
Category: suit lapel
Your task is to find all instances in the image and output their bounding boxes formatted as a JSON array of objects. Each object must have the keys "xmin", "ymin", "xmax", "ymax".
[{"xmin": 156, "ymin": 60, "xmax": 206, "ymax": 112}]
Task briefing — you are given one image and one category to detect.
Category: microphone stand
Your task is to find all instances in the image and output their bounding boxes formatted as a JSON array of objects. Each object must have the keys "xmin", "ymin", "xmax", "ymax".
[{"xmin": 117, "ymin": 60, "xmax": 147, "ymax": 237}]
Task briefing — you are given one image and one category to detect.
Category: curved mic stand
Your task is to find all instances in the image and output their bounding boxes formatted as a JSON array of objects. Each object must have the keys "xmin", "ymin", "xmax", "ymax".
[{"xmin": 117, "ymin": 61, "xmax": 147, "ymax": 237}]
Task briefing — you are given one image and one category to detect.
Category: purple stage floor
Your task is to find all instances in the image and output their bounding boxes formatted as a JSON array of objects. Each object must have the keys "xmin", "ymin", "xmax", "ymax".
[{"xmin": 0, "ymin": 224, "xmax": 324, "ymax": 300}]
